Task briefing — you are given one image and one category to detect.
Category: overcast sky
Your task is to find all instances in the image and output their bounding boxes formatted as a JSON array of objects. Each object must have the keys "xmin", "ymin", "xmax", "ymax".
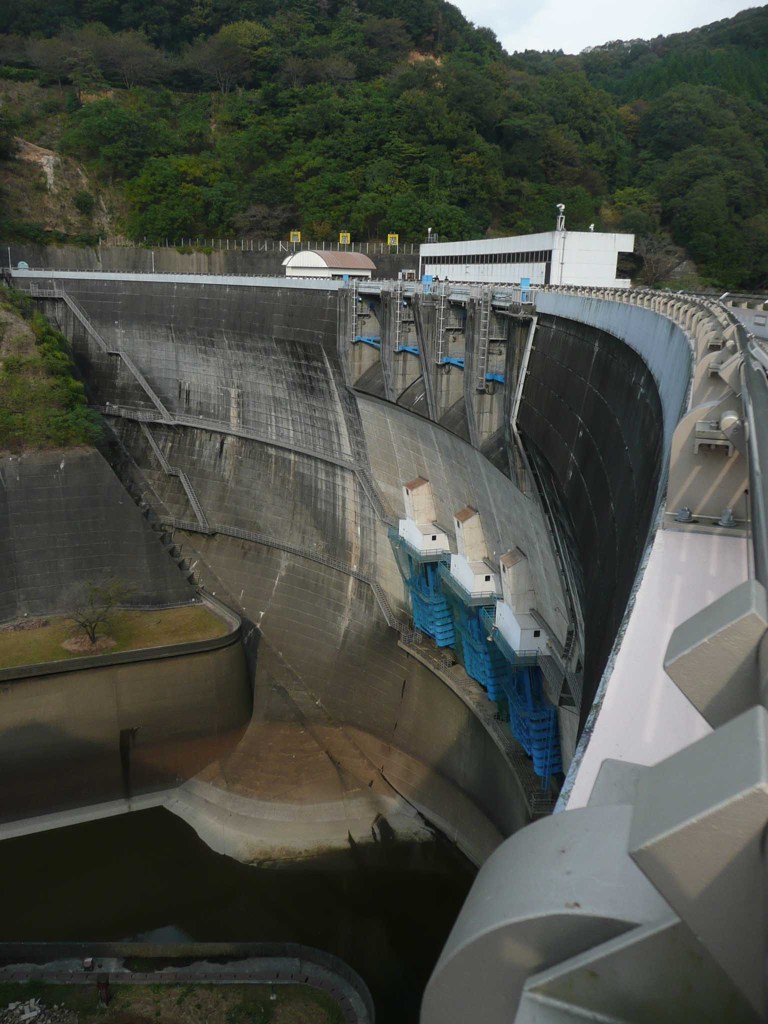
[{"xmin": 452, "ymin": 0, "xmax": 757, "ymax": 54}]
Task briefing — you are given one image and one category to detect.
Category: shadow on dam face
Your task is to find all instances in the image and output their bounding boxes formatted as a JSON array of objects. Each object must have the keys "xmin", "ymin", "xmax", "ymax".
[{"xmin": 0, "ymin": 807, "xmax": 474, "ymax": 1024}]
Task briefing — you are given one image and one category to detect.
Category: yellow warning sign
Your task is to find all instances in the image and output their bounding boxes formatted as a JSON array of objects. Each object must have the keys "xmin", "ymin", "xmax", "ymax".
[
  {"xmin": 289, "ymin": 230, "xmax": 301, "ymax": 243},
  {"xmin": 339, "ymin": 231, "xmax": 351, "ymax": 245},
  {"xmin": 387, "ymin": 233, "xmax": 399, "ymax": 246}
]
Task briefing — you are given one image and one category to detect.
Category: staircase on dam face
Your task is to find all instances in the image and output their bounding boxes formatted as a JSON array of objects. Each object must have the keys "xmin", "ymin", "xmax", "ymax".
[
  {"xmin": 35, "ymin": 286, "xmax": 175, "ymax": 424},
  {"xmin": 29, "ymin": 283, "xmax": 399, "ymax": 536},
  {"xmin": 139, "ymin": 423, "xmax": 212, "ymax": 534},
  {"xmin": 434, "ymin": 287, "xmax": 448, "ymax": 365}
]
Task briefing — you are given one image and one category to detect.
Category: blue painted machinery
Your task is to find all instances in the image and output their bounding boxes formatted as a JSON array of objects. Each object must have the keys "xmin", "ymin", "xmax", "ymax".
[
  {"xmin": 500, "ymin": 667, "xmax": 562, "ymax": 779},
  {"xmin": 389, "ymin": 528, "xmax": 562, "ymax": 780},
  {"xmin": 439, "ymin": 566, "xmax": 509, "ymax": 700},
  {"xmin": 481, "ymin": 608, "xmax": 563, "ymax": 780},
  {"xmin": 450, "ymin": 599, "xmax": 509, "ymax": 701},
  {"xmin": 388, "ymin": 528, "xmax": 455, "ymax": 646}
]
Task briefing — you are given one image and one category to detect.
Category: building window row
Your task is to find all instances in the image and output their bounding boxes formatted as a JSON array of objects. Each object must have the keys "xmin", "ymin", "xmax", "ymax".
[{"xmin": 424, "ymin": 250, "xmax": 553, "ymax": 266}]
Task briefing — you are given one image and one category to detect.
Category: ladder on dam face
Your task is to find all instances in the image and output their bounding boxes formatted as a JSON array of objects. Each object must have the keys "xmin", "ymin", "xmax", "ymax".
[
  {"xmin": 434, "ymin": 287, "xmax": 448, "ymax": 364},
  {"xmin": 475, "ymin": 287, "xmax": 492, "ymax": 391},
  {"xmin": 349, "ymin": 280, "xmax": 359, "ymax": 344},
  {"xmin": 392, "ymin": 280, "xmax": 404, "ymax": 351}
]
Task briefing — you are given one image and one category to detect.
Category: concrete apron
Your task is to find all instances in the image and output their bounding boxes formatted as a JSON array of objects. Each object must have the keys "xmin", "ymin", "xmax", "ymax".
[
  {"xmin": 0, "ymin": 789, "xmax": 422, "ymax": 865},
  {"xmin": 0, "ymin": 733, "xmax": 468, "ymax": 868},
  {"xmin": 0, "ymin": 727, "xmax": 501, "ymax": 866},
  {"xmin": 0, "ymin": 776, "xmax": 431, "ymax": 866}
]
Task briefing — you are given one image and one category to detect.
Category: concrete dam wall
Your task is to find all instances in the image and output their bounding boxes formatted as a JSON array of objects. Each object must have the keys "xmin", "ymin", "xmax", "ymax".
[
  {"xmin": 518, "ymin": 314, "xmax": 664, "ymax": 721},
  {"xmin": 30, "ymin": 277, "xmax": 545, "ymax": 862},
  {"xmin": 0, "ymin": 639, "xmax": 250, "ymax": 823},
  {"xmin": 20, "ymin": 272, "xmax": 686, "ymax": 865}
]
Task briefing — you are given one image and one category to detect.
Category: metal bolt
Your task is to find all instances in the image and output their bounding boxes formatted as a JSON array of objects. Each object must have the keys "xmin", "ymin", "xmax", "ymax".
[
  {"xmin": 718, "ymin": 507, "xmax": 737, "ymax": 528},
  {"xmin": 674, "ymin": 506, "xmax": 694, "ymax": 523}
]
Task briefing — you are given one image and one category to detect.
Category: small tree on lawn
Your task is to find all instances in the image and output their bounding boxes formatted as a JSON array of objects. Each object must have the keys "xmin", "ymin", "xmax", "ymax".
[{"xmin": 69, "ymin": 579, "xmax": 131, "ymax": 645}]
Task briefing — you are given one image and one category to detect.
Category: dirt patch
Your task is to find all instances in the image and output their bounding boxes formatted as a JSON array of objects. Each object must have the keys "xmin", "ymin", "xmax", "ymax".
[
  {"xmin": 16, "ymin": 138, "xmax": 61, "ymax": 191},
  {"xmin": 0, "ymin": 618, "xmax": 49, "ymax": 632},
  {"xmin": 61, "ymin": 635, "xmax": 117, "ymax": 654}
]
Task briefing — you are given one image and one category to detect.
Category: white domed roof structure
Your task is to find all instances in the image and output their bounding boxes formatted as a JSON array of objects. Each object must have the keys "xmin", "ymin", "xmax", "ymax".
[{"xmin": 282, "ymin": 250, "xmax": 376, "ymax": 279}]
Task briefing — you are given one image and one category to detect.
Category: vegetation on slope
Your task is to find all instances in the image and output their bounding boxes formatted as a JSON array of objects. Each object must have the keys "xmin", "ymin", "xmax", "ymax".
[
  {"xmin": 0, "ymin": 285, "xmax": 101, "ymax": 450},
  {"xmin": 0, "ymin": 1, "xmax": 766, "ymax": 288}
]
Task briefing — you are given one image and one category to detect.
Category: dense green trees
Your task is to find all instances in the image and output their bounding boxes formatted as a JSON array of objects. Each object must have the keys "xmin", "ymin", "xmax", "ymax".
[{"xmin": 1, "ymin": 0, "xmax": 767, "ymax": 286}]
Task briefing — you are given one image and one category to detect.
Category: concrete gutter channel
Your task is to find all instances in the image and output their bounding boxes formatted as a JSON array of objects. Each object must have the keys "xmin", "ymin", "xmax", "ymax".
[{"xmin": 0, "ymin": 943, "xmax": 374, "ymax": 1024}]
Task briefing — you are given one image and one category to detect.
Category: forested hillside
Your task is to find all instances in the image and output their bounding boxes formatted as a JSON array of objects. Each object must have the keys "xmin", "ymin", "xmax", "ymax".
[{"xmin": 0, "ymin": 0, "xmax": 766, "ymax": 289}]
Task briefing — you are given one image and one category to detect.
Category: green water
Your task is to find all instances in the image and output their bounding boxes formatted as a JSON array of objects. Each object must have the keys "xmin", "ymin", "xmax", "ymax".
[{"xmin": 0, "ymin": 808, "xmax": 475, "ymax": 1023}]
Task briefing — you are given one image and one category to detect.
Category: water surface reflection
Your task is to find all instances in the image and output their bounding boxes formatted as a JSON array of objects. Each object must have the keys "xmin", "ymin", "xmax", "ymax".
[{"xmin": 0, "ymin": 808, "xmax": 475, "ymax": 1023}]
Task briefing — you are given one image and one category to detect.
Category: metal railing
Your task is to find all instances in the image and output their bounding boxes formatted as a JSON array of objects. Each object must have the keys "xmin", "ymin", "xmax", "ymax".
[
  {"xmin": 738, "ymin": 329, "xmax": 768, "ymax": 587},
  {"xmin": 140, "ymin": 424, "xmax": 211, "ymax": 534},
  {"xmin": 437, "ymin": 562, "xmax": 499, "ymax": 606},
  {"xmin": 32, "ymin": 284, "xmax": 174, "ymax": 423},
  {"xmin": 101, "ymin": 235, "xmax": 419, "ymax": 257}
]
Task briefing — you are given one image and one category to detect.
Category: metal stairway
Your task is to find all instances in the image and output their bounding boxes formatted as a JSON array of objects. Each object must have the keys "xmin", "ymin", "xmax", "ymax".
[
  {"xmin": 434, "ymin": 286, "xmax": 448, "ymax": 364},
  {"xmin": 140, "ymin": 423, "xmax": 212, "ymax": 533},
  {"xmin": 475, "ymin": 286, "xmax": 492, "ymax": 391},
  {"xmin": 392, "ymin": 279, "xmax": 404, "ymax": 351},
  {"xmin": 53, "ymin": 287, "xmax": 174, "ymax": 423}
]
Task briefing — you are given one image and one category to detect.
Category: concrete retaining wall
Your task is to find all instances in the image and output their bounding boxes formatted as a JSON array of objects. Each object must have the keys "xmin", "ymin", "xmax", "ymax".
[
  {"xmin": 3, "ymin": 243, "xmax": 418, "ymax": 281},
  {"xmin": 0, "ymin": 637, "xmax": 251, "ymax": 823},
  {"xmin": 0, "ymin": 449, "xmax": 194, "ymax": 623}
]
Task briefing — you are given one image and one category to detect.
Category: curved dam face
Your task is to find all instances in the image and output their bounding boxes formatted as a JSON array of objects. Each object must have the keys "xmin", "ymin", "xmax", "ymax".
[
  {"xmin": 37, "ymin": 278, "xmax": 561, "ymax": 864},
  {"xmin": 25, "ymin": 275, "xmax": 674, "ymax": 866},
  {"xmin": 519, "ymin": 313, "xmax": 664, "ymax": 722}
]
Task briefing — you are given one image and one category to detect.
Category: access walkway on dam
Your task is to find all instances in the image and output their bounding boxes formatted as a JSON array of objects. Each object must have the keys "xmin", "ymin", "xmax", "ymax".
[{"xmin": 8, "ymin": 263, "xmax": 768, "ymax": 1022}]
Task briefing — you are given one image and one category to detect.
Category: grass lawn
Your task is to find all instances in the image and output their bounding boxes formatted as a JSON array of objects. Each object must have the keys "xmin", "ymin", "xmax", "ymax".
[
  {"xmin": 0, "ymin": 605, "xmax": 230, "ymax": 670},
  {"xmin": 0, "ymin": 980, "xmax": 343, "ymax": 1023}
]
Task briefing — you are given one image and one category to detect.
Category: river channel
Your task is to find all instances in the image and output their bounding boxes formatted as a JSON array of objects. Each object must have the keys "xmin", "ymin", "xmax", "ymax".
[{"xmin": 0, "ymin": 807, "xmax": 475, "ymax": 1023}]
